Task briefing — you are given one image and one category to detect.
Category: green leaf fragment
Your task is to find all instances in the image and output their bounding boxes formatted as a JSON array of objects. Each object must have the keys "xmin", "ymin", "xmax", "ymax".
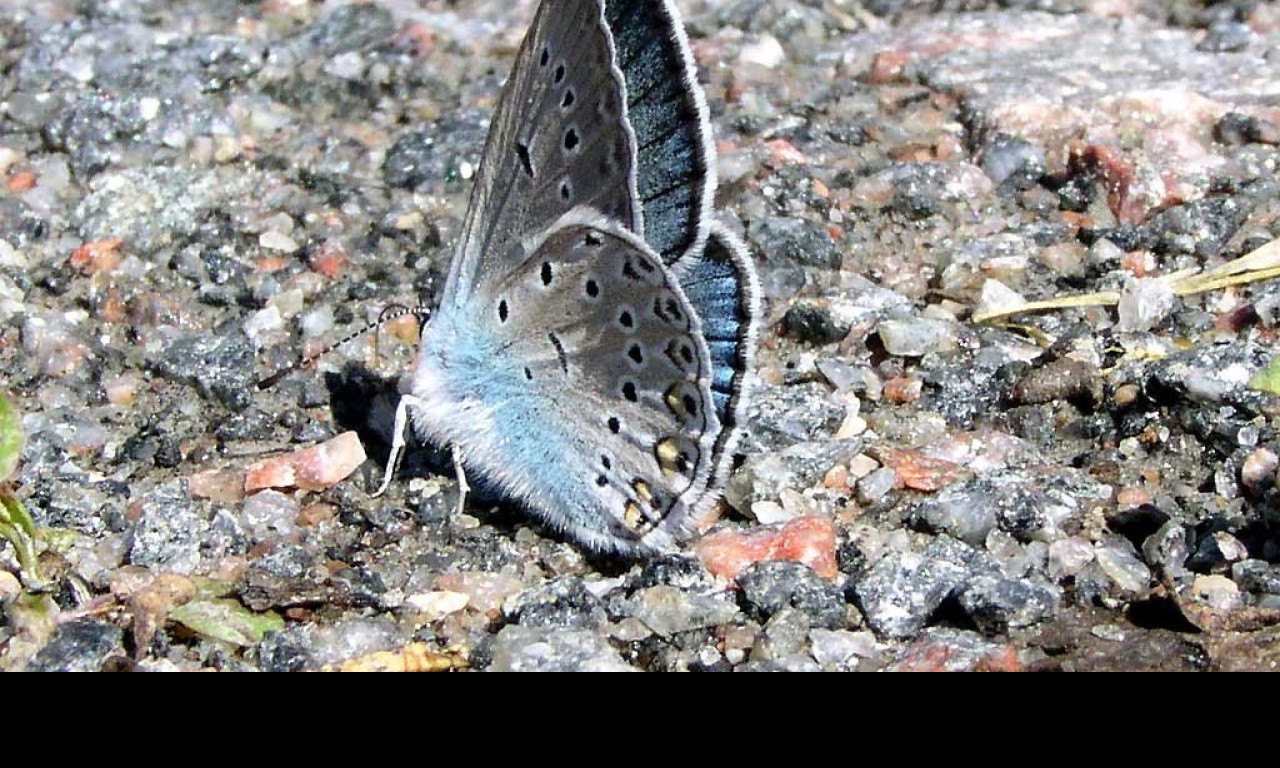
[
  {"xmin": 169, "ymin": 599, "xmax": 284, "ymax": 647},
  {"xmin": 0, "ymin": 495, "xmax": 41, "ymax": 583},
  {"xmin": 1251, "ymin": 357, "xmax": 1280, "ymax": 396},
  {"xmin": 0, "ymin": 392, "xmax": 24, "ymax": 483}
]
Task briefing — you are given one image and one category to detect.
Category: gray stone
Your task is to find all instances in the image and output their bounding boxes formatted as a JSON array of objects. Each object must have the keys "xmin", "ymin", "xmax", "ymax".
[
  {"xmin": 851, "ymin": 536, "xmax": 989, "ymax": 639},
  {"xmin": 624, "ymin": 586, "xmax": 740, "ymax": 637},
  {"xmin": 958, "ymin": 574, "xmax": 1060, "ymax": 634},
  {"xmin": 725, "ymin": 438, "xmax": 861, "ymax": 511},
  {"xmin": 490, "ymin": 626, "xmax": 636, "ymax": 672},
  {"xmin": 128, "ymin": 480, "xmax": 209, "ymax": 575},
  {"xmin": 1095, "ymin": 537, "xmax": 1153, "ymax": 597},
  {"xmin": 505, "ymin": 577, "xmax": 608, "ymax": 630},
  {"xmin": 749, "ymin": 217, "xmax": 843, "ymax": 270},
  {"xmin": 149, "ymin": 332, "xmax": 257, "ymax": 411},
  {"xmin": 877, "ymin": 318, "xmax": 958, "ymax": 358}
]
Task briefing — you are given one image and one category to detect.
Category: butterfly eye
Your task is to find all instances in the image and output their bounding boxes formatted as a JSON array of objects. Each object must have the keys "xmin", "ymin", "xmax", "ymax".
[
  {"xmin": 498, "ymin": 299, "xmax": 509, "ymax": 323},
  {"xmin": 563, "ymin": 128, "xmax": 580, "ymax": 153},
  {"xmin": 584, "ymin": 278, "xmax": 600, "ymax": 300},
  {"xmin": 540, "ymin": 47, "xmax": 550, "ymax": 67},
  {"xmin": 562, "ymin": 89, "xmax": 576, "ymax": 109},
  {"xmin": 541, "ymin": 262, "xmax": 553, "ymax": 286},
  {"xmin": 560, "ymin": 180, "xmax": 572, "ymax": 201},
  {"xmin": 554, "ymin": 63, "xmax": 565, "ymax": 83},
  {"xmin": 607, "ymin": 417, "xmax": 621, "ymax": 434}
]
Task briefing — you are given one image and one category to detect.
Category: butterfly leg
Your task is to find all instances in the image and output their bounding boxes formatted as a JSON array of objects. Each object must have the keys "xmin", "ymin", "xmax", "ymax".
[
  {"xmin": 372, "ymin": 394, "xmax": 427, "ymax": 498},
  {"xmin": 452, "ymin": 445, "xmax": 470, "ymax": 517}
]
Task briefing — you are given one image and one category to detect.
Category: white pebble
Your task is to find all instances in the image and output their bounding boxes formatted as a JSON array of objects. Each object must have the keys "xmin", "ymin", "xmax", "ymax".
[
  {"xmin": 739, "ymin": 35, "xmax": 786, "ymax": 69},
  {"xmin": 0, "ymin": 242, "xmax": 23, "ymax": 272},
  {"xmin": 976, "ymin": 279, "xmax": 1025, "ymax": 317},
  {"xmin": 260, "ymin": 231, "xmax": 299, "ymax": 253},
  {"xmin": 138, "ymin": 97, "xmax": 161, "ymax": 122},
  {"xmin": 404, "ymin": 591, "xmax": 470, "ymax": 622},
  {"xmin": 1117, "ymin": 277, "xmax": 1176, "ymax": 333},
  {"xmin": 301, "ymin": 306, "xmax": 335, "ymax": 339}
]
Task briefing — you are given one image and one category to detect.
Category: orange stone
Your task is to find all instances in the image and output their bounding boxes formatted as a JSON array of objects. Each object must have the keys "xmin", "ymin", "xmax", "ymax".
[
  {"xmin": 764, "ymin": 138, "xmax": 807, "ymax": 166},
  {"xmin": 694, "ymin": 516, "xmax": 839, "ymax": 583},
  {"xmin": 874, "ymin": 447, "xmax": 965, "ymax": 493},
  {"xmin": 68, "ymin": 239, "xmax": 124, "ymax": 274},
  {"xmin": 7, "ymin": 171, "xmax": 36, "ymax": 192},
  {"xmin": 245, "ymin": 432, "xmax": 367, "ymax": 493}
]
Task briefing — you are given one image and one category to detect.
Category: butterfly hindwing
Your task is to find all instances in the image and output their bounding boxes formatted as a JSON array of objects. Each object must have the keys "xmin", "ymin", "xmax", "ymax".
[
  {"xmin": 673, "ymin": 222, "xmax": 760, "ymax": 502},
  {"xmin": 603, "ymin": 0, "xmax": 716, "ymax": 265},
  {"xmin": 416, "ymin": 213, "xmax": 723, "ymax": 553}
]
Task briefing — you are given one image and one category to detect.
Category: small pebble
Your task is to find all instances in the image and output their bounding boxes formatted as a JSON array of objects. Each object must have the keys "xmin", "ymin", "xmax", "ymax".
[{"xmin": 245, "ymin": 432, "xmax": 367, "ymax": 492}]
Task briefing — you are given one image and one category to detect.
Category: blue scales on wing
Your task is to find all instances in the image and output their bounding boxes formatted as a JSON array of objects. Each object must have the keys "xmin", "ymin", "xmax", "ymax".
[
  {"xmin": 673, "ymin": 223, "xmax": 758, "ymax": 481},
  {"xmin": 603, "ymin": 0, "xmax": 715, "ymax": 265}
]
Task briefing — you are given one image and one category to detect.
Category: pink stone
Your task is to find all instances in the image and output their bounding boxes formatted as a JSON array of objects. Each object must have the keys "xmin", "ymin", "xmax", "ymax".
[
  {"xmin": 188, "ymin": 469, "xmax": 247, "ymax": 504},
  {"xmin": 694, "ymin": 516, "xmax": 839, "ymax": 583},
  {"xmin": 244, "ymin": 431, "xmax": 367, "ymax": 493}
]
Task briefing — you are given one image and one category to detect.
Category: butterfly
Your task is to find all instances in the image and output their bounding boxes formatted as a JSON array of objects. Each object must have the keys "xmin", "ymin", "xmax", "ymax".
[{"xmin": 376, "ymin": 0, "xmax": 760, "ymax": 557}]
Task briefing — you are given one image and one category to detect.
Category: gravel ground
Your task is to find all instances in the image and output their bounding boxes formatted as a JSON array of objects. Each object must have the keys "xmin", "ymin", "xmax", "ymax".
[{"xmin": 2, "ymin": 0, "xmax": 1279, "ymax": 672}]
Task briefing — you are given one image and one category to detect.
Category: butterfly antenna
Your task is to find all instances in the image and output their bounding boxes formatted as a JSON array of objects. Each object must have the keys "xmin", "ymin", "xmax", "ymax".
[{"xmin": 256, "ymin": 305, "xmax": 432, "ymax": 390}]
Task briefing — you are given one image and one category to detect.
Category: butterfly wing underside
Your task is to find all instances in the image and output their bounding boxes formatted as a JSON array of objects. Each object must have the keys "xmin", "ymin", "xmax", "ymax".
[
  {"xmin": 442, "ymin": 0, "xmax": 643, "ymax": 312},
  {"xmin": 603, "ymin": 0, "xmax": 717, "ymax": 265},
  {"xmin": 408, "ymin": 0, "xmax": 760, "ymax": 555},
  {"xmin": 475, "ymin": 219, "xmax": 722, "ymax": 552}
]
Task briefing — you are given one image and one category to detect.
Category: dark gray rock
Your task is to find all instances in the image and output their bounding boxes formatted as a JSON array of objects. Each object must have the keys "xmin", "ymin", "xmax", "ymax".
[
  {"xmin": 958, "ymin": 574, "xmax": 1060, "ymax": 634},
  {"xmin": 149, "ymin": 331, "xmax": 256, "ymax": 411},
  {"xmin": 749, "ymin": 217, "xmax": 842, "ymax": 270},
  {"xmin": 127, "ymin": 480, "xmax": 210, "ymax": 575},
  {"xmin": 383, "ymin": 111, "xmax": 489, "ymax": 191},
  {"xmin": 257, "ymin": 627, "xmax": 315, "ymax": 673},
  {"xmin": 1146, "ymin": 340, "xmax": 1273, "ymax": 414},
  {"xmin": 737, "ymin": 562, "xmax": 847, "ymax": 630},
  {"xmin": 736, "ymin": 382, "xmax": 848, "ymax": 454},
  {"xmin": 1232, "ymin": 560, "xmax": 1280, "ymax": 596},
  {"xmin": 1136, "ymin": 197, "xmax": 1252, "ymax": 257},
  {"xmin": 24, "ymin": 621, "xmax": 122, "ymax": 672},
  {"xmin": 782, "ymin": 303, "xmax": 851, "ymax": 345},
  {"xmin": 633, "ymin": 555, "xmax": 715, "ymax": 593},
  {"xmin": 506, "ymin": 577, "xmax": 608, "ymax": 630},
  {"xmin": 851, "ymin": 536, "xmax": 988, "ymax": 639}
]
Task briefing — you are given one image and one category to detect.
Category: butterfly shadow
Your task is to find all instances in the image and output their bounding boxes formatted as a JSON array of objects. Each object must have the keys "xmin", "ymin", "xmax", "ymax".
[
  {"xmin": 321, "ymin": 362, "xmax": 643, "ymax": 572},
  {"xmin": 320, "ymin": 363, "xmax": 547, "ymax": 535}
]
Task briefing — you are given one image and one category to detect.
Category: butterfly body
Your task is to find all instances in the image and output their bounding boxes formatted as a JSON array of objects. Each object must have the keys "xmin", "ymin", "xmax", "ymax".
[{"xmin": 387, "ymin": 0, "xmax": 760, "ymax": 556}]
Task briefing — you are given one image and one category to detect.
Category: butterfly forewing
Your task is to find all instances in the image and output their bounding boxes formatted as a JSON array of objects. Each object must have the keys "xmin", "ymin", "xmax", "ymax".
[
  {"xmin": 603, "ymin": 0, "xmax": 716, "ymax": 265},
  {"xmin": 444, "ymin": 0, "xmax": 643, "ymax": 312}
]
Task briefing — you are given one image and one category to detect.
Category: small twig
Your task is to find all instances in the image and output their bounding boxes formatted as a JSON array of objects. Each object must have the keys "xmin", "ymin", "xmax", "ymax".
[{"xmin": 973, "ymin": 240, "xmax": 1280, "ymax": 324}]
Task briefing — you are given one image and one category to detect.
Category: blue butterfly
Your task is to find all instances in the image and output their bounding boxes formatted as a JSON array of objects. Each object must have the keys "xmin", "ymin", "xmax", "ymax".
[{"xmin": 377, "ymin": 0, "xmax": 760, "ymax": 557}]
